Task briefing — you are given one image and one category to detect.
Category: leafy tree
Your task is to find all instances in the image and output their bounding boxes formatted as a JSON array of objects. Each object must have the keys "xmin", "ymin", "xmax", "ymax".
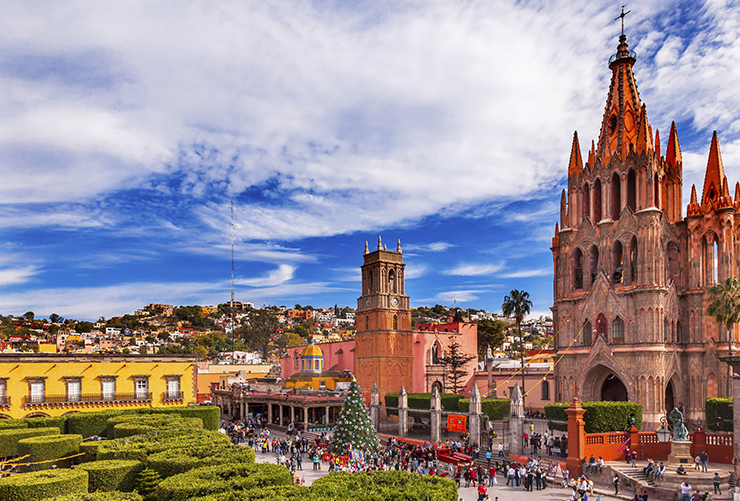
[
  {"xmin": 75, "ymin": 321, "xmax": 94, "ymax": 333},
  {"xmin": 238, "ymin": 309, "xmax": 281, "ymax": 362},
  {"xmin": 140, "ymin": 345, "xmax": 149, "ymax": 355},
  {"xmin": 49, "ymin": 313, "xmax": 63, "ymax": 324},
  {"xmin": 707, "ymin": 277, "xmax": 740, "ymax": 397},
  {"xmin": 453, "ymin": 308, "xmax": 463, "ymax": 322},
  {"xmin": 157, "ymin": 332, "xmax": 171, "ymax": 343},
  {"xmin": 23, "ymin": 311, "xmax": 35, "ymax": 321},
  {"xmin": 439, "ymin": 337, "xmax": 476, "ymax": 394},
  {"xmin": 502, "ymin": 289, "xmax": 532, "ymax": 405},
  {"xmin": 477, "ymin": 319, "xmax": 507, "ymax": 359}
]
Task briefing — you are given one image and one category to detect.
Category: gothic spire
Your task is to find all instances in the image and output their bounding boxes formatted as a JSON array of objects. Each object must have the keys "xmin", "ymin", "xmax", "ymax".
[
  {"xmin": 396, "ymin": 239, "xmax": 402, "ymax": 254},
  {"xmin": 568, "ymin": 131, "xmax": 583, "ymax": 177},
  {"xmin": 665, "ymin": 121, "xmax": 682, "ymax": 169},
  {"xmin": 654, "ymin": 129, "xmax": 661, "ymax": 158},
  {"xmin": 364, "ymin": 241, "xmax": 369, "ymax": 255},
  {"xmin": 377, "ymin": 236, "xmax": 383, "ymax": 251},
  {"xmin": 687, "ymin": 184, "xmax": 701, "ymax": 216},
  {"xmin": 560, "ymin": 189, "xmax": 567, "ymax": 228},
  {"xmin": 700, "ymin": 131, "xmax": 726, "ymax": 211},
  {"xmin": 636, "ymin": 104, "xmax": 653, "ymax": 153}
]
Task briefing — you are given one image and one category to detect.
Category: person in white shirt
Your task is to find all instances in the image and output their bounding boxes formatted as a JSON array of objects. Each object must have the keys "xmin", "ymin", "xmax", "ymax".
[
  {"xmin": 681, "ymin": 482, "xmax": 691, "ymax": 501},
  {"xmin": 597, "ymin": 457, "xmax": 604, "ymax": 474}
]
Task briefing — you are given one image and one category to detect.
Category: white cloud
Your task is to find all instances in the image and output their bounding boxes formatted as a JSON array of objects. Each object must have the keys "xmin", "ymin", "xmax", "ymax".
[
  {"xmin": 501, "ymin": 268, "xmax": 552, "ymax": 278},
  {"xmin": 0, "ymin": 266, "xmax": 38, "ymax": 286},
  {"xmin": 237, "ymin": 264, "xmax": 296, "ymax": 287},
  {"xmin": 403, "ymin": 241, "xmax": 454, "ymax": 252},
  {"xmin": 433, "ymin": 290, "xmax": 487, "ymax": 303},
  {"xmin": 445, "ymin": 262, "xmax": 505, "ymax": 276}
]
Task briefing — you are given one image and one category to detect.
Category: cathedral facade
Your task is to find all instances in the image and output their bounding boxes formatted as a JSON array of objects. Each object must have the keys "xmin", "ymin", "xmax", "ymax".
[{"xmin": 551, "ymin": 33, "xmax": 738, "ymax": 428}]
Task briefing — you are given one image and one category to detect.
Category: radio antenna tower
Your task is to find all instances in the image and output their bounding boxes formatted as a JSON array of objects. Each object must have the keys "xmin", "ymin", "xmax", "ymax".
[{"xmin": 230, "ymin": 188, "xmax": 235, "ymax": 354}]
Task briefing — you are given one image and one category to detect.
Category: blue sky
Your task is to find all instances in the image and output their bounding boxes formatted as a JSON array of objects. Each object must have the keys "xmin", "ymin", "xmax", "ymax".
[{"xmin": 1, "ymin": 0, "xmax": 740, "ymax": 320}]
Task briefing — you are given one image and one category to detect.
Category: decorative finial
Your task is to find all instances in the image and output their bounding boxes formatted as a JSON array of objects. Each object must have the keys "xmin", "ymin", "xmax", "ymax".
[
  {"xmin": 364, "ymin": 241, "xmax": 369, "ymax": 255},
  {"xmin": 396, "ymin": 239, "xmax": 402, "ymax": 253},
  {"xmin": 615, "ymin": 5, "xmax": 631, "ymax": 38},
  {"xmin": 383, "ymin": 244, "xmax": 387, "ymax": 251},
  {"xmin": 377, "ymin": 236, "xmax": 382, "ymax": 251}
]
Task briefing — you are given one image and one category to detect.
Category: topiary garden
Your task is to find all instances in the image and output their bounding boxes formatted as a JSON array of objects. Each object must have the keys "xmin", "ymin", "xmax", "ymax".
[{"xmin": 0, "ymin": 405, "xmax": 454, "ymax": 500}]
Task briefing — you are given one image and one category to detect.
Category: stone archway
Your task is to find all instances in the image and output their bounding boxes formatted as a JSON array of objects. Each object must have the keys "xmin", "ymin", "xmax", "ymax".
[
  {"xmin": 602, "ymin": 374, "xmax": 628, "ymax": 401},
  {"xmin": 582, "ymin": 364, "xmax": 632, "ymax": 403}
]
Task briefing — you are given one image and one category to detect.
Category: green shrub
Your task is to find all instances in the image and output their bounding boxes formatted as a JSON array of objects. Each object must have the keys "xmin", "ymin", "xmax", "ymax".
[
  {"xmin": 0, "ymin": 419, "xmax": 28, "ymax": 430},
  {"xmin": 384, "ymin": 393, "xmax": 464, "ymax": 416},
  {"xmin": 544, "ymin": 401, "xmax": 643, "ymax": 432},
  {"xmin": 706, "ymin": 397, "xmax": 732, "ymax": 432},
  {"xmin": 312, "ymin": 471, "xmax": 457, "ymax": 500},
  {"xmin": 544, "ymin": 402, "xmax": 569, "ymax": 431},
  {"xmin": 0, "ymin": 468, "xmax": 88, "ymax": 501},
  {"xmin": 0, "ymin": 426, "xmax": 60, "ymax": 457},
  {"xmin": 79, "ymin": 441, "xmax": 103, "ymax": 462},
  {"xmin": 135, "ymin": 468, "xmax": 162, "ymax": 501},
  {"xmin": 107, "ymin": 414, "xmax": 202, "ymax": 439},
  {"xmin": 51, "ymin": 493, "xmax": 143, "ymax": 501},
  {"xmin": 96, "ymin": 429, "xmax": 230, "ymax": 462},
  {"xmin": 18, "ymin": 434, "xmax": 82, "ymax": 470},
  {"xmin": 458, "ymin": 397, "xmax": 510, "ymax": 420},
  {"xmin": 154, "ymin": 462, "xmax": 291, "ymax": 501},
  {"xmin": 26, "ymin": 416, "xmax": 67, "ymax": 433},
  {"xmin": 144, "ymin": 406, "xmax": 220, "ymax": 431},
  {"xmin": 187, "ymin": 486, "xmax": 308, "ymax": 501},
  {"xmin": 77, "ymin": 459, "xmax": 143, "ymax": 492},
  {"xmin": 68, "ymin": 410, "xmax": 132, "ymax": 438},
  {"xmin": 148, "ymin": 444, "xmax": 255, "ymax": 478}
]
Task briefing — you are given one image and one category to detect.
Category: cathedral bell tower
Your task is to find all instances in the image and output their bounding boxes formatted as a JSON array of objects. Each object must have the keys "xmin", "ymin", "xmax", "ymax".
[{"xmin": 355, "ymin": 236, "xmax": 413, "ymax": 400}]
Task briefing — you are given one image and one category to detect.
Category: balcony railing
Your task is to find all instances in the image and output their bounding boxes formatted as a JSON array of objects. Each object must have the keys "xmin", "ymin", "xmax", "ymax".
[
  {"xmin": 0, "ymin": 396, "xmax": 9, "ymax": 407},
  {"xmin": 163, "ymin": 391, "xmax": 184, "ymax": 403},
  {"xmin": 23, "ymin": 393, "xmax": 153, "ymax": 407}
]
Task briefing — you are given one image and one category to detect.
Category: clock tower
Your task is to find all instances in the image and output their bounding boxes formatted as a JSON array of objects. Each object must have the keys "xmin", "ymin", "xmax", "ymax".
[{"xmin": 355, "ymin": 236, "xmax": 413, "ymax": 401}]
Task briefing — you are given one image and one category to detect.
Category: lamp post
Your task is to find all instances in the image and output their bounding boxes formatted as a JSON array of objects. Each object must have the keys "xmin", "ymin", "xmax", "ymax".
[{"xmin": 656, "ymin": 416, "xmax": 671, "ymax": 443}]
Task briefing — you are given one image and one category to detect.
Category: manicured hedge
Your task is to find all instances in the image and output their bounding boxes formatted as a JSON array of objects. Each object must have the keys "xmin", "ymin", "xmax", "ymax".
[
  {"xmin": 79, "ymin": 442, "xmax": 103, "ymax": 462},
  {"xmin": 68, "ymin": 410, "xmax": 131, "ymax": 438},
  {"xmin": 107, "ymin": 415, "xmax": 202, "ymax": 439},
  {"xmin": 148, "ymin": 444, "xmax": 256, "ymax": 478},
  {"xmin": 0, "ymin": 426, "xmax": 60, "ymax": 457},
  {"xmin": 384, "ymin": 393, "xmax": 464, "ymax": 416},
  {"xmin": 51, "ymin": 493, "xmax": 143, "ymax": 501},
  {"xmin": 96, "ymin": 430, "xmax": 230, "ymax": 462},
  {"xmin": 27, "ymin": 416, "xmax": 67, "ymax": 433},
  {"xmin": 154, "ymin": 462, "xmax": 291, "ymax": 501},
  {"xmin": 458, "ymin": 397, "xmax": 510, "ymax": 421},
  {"xmin": 0, "ymin": 468, "xmax": 88, "ymax": 501},
  {"xmin": 313, "ymin": 471, "xmax": 457, "ymax": 501},
  {"xmin": 77, "ymin": 459, "xmax": 143, "ymax": 492},
  {"xmin": 144, "ymin": 406, "xmax": 220, "ymax": 431},
  {"xmin": 706, "ymin": 398, "xmax": 732, "ymax": 432},
  {"xmin": 545, "ymin": 401, "xmax": 643, "ymax": 432},
  {"xmin": 0, "ymin": 419, "xmax": 29, "ymax": 430},
  {"xmin": 188, "ymin": 486, "xmax": 309, "ymax": 501},
  {"xmin": 18, "ymin": 434, "xmax": 82, "ymax": 470}
]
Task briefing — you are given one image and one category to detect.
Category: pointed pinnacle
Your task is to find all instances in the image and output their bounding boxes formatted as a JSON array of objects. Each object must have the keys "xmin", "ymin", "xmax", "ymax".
[
  {"xmin": 396, "ymin": 239, "xmax": 402, "ymax": 253},
  {"xmin": 655, "ymin": 129, "xmax": 661, "ymax": 158},
  {"xmin": 364, "ymin": 241, "xmax": 369, "ymax": 255},
  {"xmin": 666, "ymin": 121, "xmax": 682, "ymax": 168},
  {"xmin": 568, "ymin": 131, "xmax": 584, "ymax": 177},
  {"xmin": 377, "ymin": 236, "xmax": 382, "ymax": 251}
]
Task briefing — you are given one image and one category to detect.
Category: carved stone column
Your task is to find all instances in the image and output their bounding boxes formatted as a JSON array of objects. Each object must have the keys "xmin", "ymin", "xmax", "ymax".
[
  {"xmin": 509, "ymin": 383, "xmax": 524, "ymax": 456},
  {"xmin": 431, "ymin": 385, "xmax": 441, "ymax": 444},
  {"xmin": 398, "ymin": 386, "xmax": 408, "ymax": 437},
  {"xmin": 468, "ymin": 384, "xmax": 482, "ymax": 447},
  {"xmin": 369, "ymin": 382, "xmax": 380, "ymax": 430}
]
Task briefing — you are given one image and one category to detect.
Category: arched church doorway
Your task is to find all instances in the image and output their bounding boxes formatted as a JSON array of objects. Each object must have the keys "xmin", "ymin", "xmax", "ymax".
[
  {"xmin": 602, "ymin": 374, "xmax": 628, "ymax": 401},
  {"xmin": 665, "ymin": 380, "xmax": 675, "ymax": 412}
]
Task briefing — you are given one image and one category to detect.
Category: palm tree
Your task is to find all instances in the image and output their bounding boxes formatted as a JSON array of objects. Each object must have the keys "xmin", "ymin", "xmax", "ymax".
[
  {"xmin": 502, "ymin": 289, "xmax": 532, "ymax": 406},
  {"xmin": 707, "ymin": 277, "xmax": 740, "ymax": 397}
]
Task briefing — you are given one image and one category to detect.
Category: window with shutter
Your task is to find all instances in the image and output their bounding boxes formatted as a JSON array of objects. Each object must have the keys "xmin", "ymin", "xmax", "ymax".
[
  {"xmin": 135, "ymin": 379, "xmax": 148, "ymax": 399},
  {"xmin": 67, "ymin": 380, "xmax": 81, "ymax": 402},
  {"xmin": 30, "ymin": 381, "xmax": 44, "ymax": 403},
  {"xmin": 102, "ymin": 380, "xmax": 116, "ymax": 400}
]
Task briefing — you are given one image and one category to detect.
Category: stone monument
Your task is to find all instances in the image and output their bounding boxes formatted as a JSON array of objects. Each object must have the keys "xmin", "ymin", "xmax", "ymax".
[{"xmin": 667, "ymin": 407, "xmax": 693, "ymax": 464}]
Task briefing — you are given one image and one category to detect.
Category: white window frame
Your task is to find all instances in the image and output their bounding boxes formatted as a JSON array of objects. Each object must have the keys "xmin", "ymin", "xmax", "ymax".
[{"xmin": 101, "ymin": 377, "xmax": 117, "ymax": 401}]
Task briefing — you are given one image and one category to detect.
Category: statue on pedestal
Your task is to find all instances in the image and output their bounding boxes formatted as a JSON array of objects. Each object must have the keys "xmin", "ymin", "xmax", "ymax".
[{"xmin": 670, "ymin": 407, "xmax": 689, "ymax": 441}]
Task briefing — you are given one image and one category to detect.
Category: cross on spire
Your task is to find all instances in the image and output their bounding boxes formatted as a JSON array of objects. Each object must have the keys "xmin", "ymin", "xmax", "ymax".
[{"xmin": 615, "ymin": 5, "xmax": 631, "ymax": 37}]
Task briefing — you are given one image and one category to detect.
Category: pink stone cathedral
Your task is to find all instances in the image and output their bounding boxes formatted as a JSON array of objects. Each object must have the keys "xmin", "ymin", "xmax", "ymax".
[{"xmin": 551, "ymin": 32, "xmax": 738, "ymax": 428}]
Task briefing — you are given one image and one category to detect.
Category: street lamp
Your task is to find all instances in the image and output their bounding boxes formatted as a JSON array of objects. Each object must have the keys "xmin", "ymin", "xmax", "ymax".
[{"xmin": 656, "ymin": 416, "xmax": 671, "ymax": 443}]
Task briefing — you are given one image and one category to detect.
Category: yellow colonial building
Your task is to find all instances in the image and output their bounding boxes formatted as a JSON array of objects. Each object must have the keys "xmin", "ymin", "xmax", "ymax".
[{"xmin": 0, "ymin": 353, "xmax": 198, "ymax": 419}]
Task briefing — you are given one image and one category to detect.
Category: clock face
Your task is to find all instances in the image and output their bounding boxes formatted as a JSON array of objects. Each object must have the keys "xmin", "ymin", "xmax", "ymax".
[
  {"xmin": 364, "ymin": 299, "xmax": 370, "ymax": 307},
  {"xmin": 391, "ymin": 297, "xmax": 399, "ymax": 306}
]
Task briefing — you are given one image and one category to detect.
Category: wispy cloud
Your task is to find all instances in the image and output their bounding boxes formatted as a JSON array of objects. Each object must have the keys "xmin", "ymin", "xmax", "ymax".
[
  {"xmin": 237, "ymin": 264, "xmax": 296, "ymax": 287},
  {"xmin": 403, "ymin": 241, "xmax": 454, "ymax": 253},
  {"xmin": 501, "ymin": 268, "xmax": 551, "ymax": 278},
  {"xmin": 445, "ymin": 262, "xmax": 505, "ymax": 276},
  {"xmin": 0, "ymin": 266, "xmax": 39, "ymax": 286}
]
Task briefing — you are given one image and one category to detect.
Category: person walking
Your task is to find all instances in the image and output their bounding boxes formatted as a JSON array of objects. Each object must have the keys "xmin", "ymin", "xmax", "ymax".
[
  {"xmin": 613, "ymin": 474, "xmax": 620, "ymax": 495},
  {"xmin": 713, "ymin": 472, "xmax": 721, "ymax": 494},
  {"xmin": 486, "ymin": 450, "xmax": 492, "ymax": 468},
  {"xmin": 477, "ymin": 481, "xmax": 488, "ymax": 501},
  {"xmin": 498, "ymin": 442, "xmax": 504, "ymax": 457},
  {"xmin": 701, "ymin": 451, "xmax": 709, "ymax": 473}
]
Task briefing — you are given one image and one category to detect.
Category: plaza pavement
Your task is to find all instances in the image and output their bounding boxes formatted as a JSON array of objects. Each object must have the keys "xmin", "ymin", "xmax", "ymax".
[{"xmin": 244, "ymin": 428, "xmax": 624, "ymax": 501}]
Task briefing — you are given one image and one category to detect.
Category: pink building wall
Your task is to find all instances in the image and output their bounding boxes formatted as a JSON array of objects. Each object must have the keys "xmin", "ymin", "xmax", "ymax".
[
  {"xmin": 281, "ymin": 340, "xmax": 356, "ymax": 379},
  {"xmin": 280, "ymin": 322, "xmax": 478, "ymax": 396}
]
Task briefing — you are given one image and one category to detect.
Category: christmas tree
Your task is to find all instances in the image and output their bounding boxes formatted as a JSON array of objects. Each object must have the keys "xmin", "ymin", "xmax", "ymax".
[{"xmin": 329, "ymin": 379, "xmax": 381, "ymax": 455}]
